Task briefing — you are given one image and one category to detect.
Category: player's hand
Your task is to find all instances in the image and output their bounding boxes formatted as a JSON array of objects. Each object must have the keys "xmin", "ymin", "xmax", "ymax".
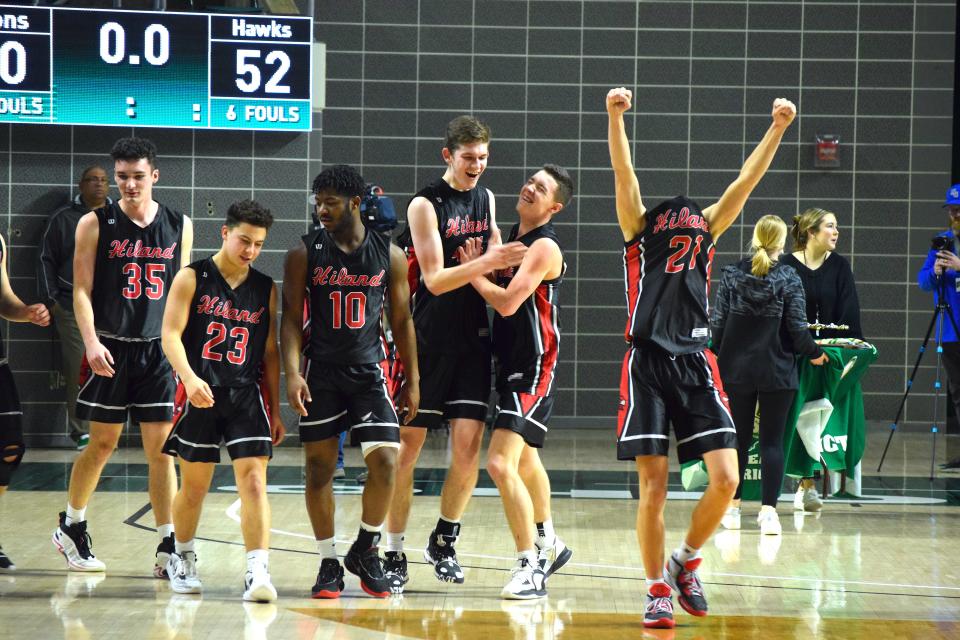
[
  {"xmin": 810, "ymin": 352, "xmax": 830, "ymax": 366},
  {"xmin": 184, "ymin": 375, "xmax": 215, "ymax": 408},
  {"xmin": 27, "ymin": 303, "xmax": 50, "ymax": 326},
  {"xmin": 455, "ymin": 237, "xmax": 484, "ymax": 265},
  {"xmin": 771, "ymin": 98, "xmax": 797, "ymax": 128},
  {"xmin": 286, "ymin": 373, "xmax": 311, "ymax": 417},
  {"xmin": 483, "ymin": 242, "xmax": 527, "ymax": 271},
  {"xmin": 606, "ymin": 87, "xmax": 632, "ymax": 116},
  {"xmin": 937, "ymin": 250, "xmax": 960, "ymax": 272},
  {"xmin": 398, "ymin": 379, "xmax": 420, "ymax": 425},
  {"xmin": 270, "ymin": 415, "xmax": 286, "ymax": 446},
  {"xmin": 85, "ymin": 340, "xmax": 115, "ymax": 378}
]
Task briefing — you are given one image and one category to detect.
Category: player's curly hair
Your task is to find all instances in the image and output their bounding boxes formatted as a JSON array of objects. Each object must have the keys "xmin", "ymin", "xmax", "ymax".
[
  {"xmin": 311, "ymin": 164, "xmax": 365, "ymax": 199},
  {"xmin": 110, "ymin": 137, "xmax": 158, "ymax": 167},
  {"xmin": 226, "ymin": 199, "xmax": 273, "ymax": 229}
]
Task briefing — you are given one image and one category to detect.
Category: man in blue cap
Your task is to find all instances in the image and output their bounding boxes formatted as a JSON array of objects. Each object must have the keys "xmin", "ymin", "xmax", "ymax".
[{"xmin": 917, "ymin": 183, "xmax": 960, "ymax": 469}]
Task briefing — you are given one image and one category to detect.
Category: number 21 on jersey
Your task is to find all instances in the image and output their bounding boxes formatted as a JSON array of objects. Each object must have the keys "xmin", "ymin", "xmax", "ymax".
[{"xmin": 665, "ymin": 235, "xmax": 703, "ymax": 274}]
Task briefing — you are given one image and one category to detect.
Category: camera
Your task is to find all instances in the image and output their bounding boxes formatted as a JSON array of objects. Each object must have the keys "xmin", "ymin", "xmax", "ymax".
[
  {"xmin": 360, "ymin": 184, "xmax": 397, "ymax": 233},
  {"xmin": 932, "ymin": 235, "xmax": 953, "ymax": 252}
]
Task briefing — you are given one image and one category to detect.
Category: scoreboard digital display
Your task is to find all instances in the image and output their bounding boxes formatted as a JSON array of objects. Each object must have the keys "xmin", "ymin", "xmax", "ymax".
[{"xmin": 0, "ymin": 5, "xmax": 312, "ymax": 130}]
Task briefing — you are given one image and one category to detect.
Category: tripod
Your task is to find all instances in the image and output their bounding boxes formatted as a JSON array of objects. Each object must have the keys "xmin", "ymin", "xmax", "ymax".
[{"xmin": 878, "ymin": 275, "xmax": 960, "ymax": 479}]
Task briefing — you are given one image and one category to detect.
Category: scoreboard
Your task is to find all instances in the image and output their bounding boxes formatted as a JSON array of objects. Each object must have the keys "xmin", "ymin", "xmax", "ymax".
[{"xmin": 0, "ymin": 5, "xmax": 313, "ymax": 131}]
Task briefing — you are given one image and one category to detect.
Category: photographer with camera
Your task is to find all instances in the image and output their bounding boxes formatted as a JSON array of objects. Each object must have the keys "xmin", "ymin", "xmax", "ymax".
[{"xmin": 917, "ymin": 184, "xmax": 960, "ymax": 469}]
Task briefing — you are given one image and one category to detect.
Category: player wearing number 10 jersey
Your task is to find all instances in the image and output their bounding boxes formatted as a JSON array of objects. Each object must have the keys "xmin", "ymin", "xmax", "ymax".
[
  {"xmin": 607, "ymin": 88, "xmax": 797, "ymax": 629},
  {"xmin": 160, "ymin": 199, "xmax": 284, "ymax": 602},
  {"xmin": 53, "ymin": 138, "xmax": 192, "ymax": 577},
  {"xmin": 281, "ymin": 165, "xmax": 419, "ymax": 599}
]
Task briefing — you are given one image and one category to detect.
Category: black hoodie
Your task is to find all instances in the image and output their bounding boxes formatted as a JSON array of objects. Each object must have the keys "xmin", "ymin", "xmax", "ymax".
[{"xmin": 711, "ymin": 258, "xmax": 822, "ymax": 391}]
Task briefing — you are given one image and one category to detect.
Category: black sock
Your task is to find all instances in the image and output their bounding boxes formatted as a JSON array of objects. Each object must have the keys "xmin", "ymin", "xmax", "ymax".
[
  {"xmin": 354, "ymin": 527, "xmax": 380, "ymax": 551},
  {"xmin": 435, "ymin": 517, "xmax": 460, "ymax": 538}
]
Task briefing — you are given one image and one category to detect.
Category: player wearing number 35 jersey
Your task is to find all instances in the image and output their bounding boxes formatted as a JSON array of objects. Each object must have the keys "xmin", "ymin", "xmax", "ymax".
[
  {"xmin": 607, "ymin": 88, "xmax": 797, "ymax": 629},
  {"xmin": 160, "ymin": 199, "xmax": 284, "ymax": 603},
  {"xmin": 53, "ymin": 138, "xmax": 192, "ymax": 579}
]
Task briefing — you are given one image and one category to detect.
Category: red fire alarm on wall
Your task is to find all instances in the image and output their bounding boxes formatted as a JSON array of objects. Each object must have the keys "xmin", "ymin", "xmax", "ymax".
[{"xmin": 815, "ymin": 134, "xmax": 840, "ymax": 168}]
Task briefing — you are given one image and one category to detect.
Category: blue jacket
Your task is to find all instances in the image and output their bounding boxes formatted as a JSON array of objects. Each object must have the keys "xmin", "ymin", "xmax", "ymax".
[{"xmin": 917, "ymin": 230, "xmax": 960, "ymax": 343}]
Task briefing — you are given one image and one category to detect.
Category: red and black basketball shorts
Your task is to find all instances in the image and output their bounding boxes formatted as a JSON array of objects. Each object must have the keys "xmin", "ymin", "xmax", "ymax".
[
  {"xmin": 76, "ymin": 337, "xmax": 176, "ymax": 424},
  {"xmin": 298, "ymin": 360, "xmax": 400, "ymax": 447},
  {"xmin": 163, "ymin": 383, "xmax": 272, "ymax": 463},
  {"xmin": 493, "ymin": 390, "xmax": 554, "ymax": 448},
  {"xmin": 616, "ymin": 345, "xmax": 737, "ymax": 463},
  {"xmin": 402, "ymin": 348, "xmax": 491, "ymax": 429},
  {"xmin": 0, "ymin": 362, "xmax": 24, "ymax": 487}
]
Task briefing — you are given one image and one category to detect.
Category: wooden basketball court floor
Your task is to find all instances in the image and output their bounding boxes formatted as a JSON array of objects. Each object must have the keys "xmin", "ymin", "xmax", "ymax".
[{"xmin": 1, "ymin": 428, "xmax": 958, "ymax": 639}]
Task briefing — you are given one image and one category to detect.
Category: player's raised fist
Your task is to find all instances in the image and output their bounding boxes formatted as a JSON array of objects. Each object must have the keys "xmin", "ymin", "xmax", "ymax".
[
  {"xmin": 771, "ymin": 98, "xmax": 796, "ymax": 128},
  {"xmin": 606, "ymin": 87, "xmax": 632, "ymax": 115}
]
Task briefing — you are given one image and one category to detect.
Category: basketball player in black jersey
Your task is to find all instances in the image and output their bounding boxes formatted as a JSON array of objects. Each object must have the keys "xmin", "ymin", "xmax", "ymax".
[
  {"xmin": 52, "ymin": 138, "xmax": 192, "ymax": 576},
  {"xmin": 385, "ymin": 116, "xmax": 526, "ymax": 592},
  {"xmin": 607, "ymin": 87, "xmax": 796, "ymax": 628},
  {"xmin": 456, "ymin": 165, "xmax": 574, "ymax": 599},
  {"xmin": 0, "ymin": 233, "xmax": 51, "ymax": 570},
  {"xmin": 160, "ymin": 200, "xmax": 284, "ymax": 602},
  {"xmin": 281, "ymin": 165, "xmax": 419, "ymax": 599}
]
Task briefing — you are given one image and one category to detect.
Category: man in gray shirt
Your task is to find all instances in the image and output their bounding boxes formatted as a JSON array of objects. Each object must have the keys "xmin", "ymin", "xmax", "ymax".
[{"xmin": 37, "ymin": 166, "xmax": 112, "ymax": 449}]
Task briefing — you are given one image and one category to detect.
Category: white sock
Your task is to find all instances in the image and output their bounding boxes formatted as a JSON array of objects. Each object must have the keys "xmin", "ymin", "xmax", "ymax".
[
  {"xmin": 359, "ymin": 520, "xmax": 382, "ymax": 533},
  {"xmin": 673, "ymin": 542, "xmax": 699, "ymax": 564},
  {"xmin": 157, "ymin": 523, "xmax": 174, "ymax": 540},
  {"xmin": 65, "ymin": 504, "xmax": 85, "ymax": 526},
  {"xmin": 175, "ymin": 538, "xmax": 195, "ymax": 555},
  {"xmin": 316, "ymin": 537, "xmax": 336, "ymax": 560},
  {"xmin": 386, "ymin": 532, "xmax": 405, "ymax": 553},
  {"xmin": 646, "ymin": 577, "xmax": 668, "ymax": 591},
  {"xmin": 536, "ymin": 519, "xmax": 556, "ymax": 547},
  {"xmin": 520, "ymin": 549, "xmax": 538, "ymax": 567},
  {"xmin": 246, "ymin": 549, "xmax": 269, "ymax": 572}
]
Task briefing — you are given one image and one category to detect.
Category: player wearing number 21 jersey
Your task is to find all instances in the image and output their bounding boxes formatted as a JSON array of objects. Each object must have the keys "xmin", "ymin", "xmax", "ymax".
[
  {"xmin": 53, "ymin": 137, "xmax": 192, "ymax": 578},
  {"xmin": 607, "ymin": 87, "xmax": 797, "ymax": 629},
  {"xmin": 160, "ymin": 199, "xmax": 284, "ymax": 602},
  {"xmin": 281, "ymin": 164, "xmax": 419, "ymax": 600}
]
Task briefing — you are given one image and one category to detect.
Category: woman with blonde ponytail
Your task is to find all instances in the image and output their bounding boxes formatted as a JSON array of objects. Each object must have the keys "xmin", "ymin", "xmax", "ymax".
[{"xmin": 711, "ymin": 215, "xmax": 828, "ymax": 535}]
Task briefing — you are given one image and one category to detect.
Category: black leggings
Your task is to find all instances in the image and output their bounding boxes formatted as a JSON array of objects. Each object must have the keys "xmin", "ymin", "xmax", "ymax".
[{"xmin": 726, "ymin": 388, "xmax": 796, "ymax": 507}]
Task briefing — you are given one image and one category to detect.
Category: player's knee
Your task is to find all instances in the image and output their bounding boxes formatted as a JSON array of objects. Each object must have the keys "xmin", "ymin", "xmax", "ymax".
[
  {"xmin": 486, "ymin": 454, "xmax": 512, "ymax": 485},
  {"xmin": 0, "ymin": 443, "xmax": 24, "ymax": 486},
  {"xmin": 364, "ymin": 448, "xmax": 397, "ymax": 484},
  {"xmin": 86, "ymin": 435, "xmax": 116, "ymax": 462},
  {"xmin": 710, "ymin": 470, "xmax": 739, "ymax": 497},
  {"xmin": 304, "ymin": 455, "xmax": 335, "ymax": 488},
  {"xmin": 638, "ymin": 482, "xmax": 668, "ymax": 509},
  {"xmin": 179, "ymin": 480, "xmax": 208, "ymax": 507},
  {"xmin": 237, "ymin": 469, "xmax": 265, "ymax": 498}
]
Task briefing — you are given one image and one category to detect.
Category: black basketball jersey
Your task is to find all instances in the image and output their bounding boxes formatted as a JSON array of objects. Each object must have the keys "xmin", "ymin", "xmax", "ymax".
[
  {"xmin": 92, "ymin": 202, "xmax": 183, "ymax": 339},
  {"xmin": 0, "ymin": 237, "xmax": 6, "ymax": 360},
  {"xmin": 492, "ymin": 222, "xmax": 564, "ymax": 395},
  {"xmin": 181, "ymin": 257, "xmax": 273, "ymax": 387},
  {"xmin": 403, "ymin": 178, "xmax": 492, "ymax": 354},
  {"xmin": 306, "ymin": 227, "xmax": 390, "ymax": 365},
  {"xmin": 623, "ymin": 196, "xmax": 716, "ymax": 355}
]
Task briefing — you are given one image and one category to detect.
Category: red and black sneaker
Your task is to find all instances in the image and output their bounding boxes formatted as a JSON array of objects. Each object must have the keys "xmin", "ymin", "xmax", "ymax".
[
  {"xmin": 643, "ymin": 582, "xmax": 675, "ymax": 629},
  {"xmin": 344, "ymin": 546, "xmax": 390, "ymax": 598},
  {"xmin": 665, "ymin": 555, "xmax": 708, "ymax": 616},
  {"xmin": 311, "ymin": 558, "xmax": 345, "ymax": 599}
]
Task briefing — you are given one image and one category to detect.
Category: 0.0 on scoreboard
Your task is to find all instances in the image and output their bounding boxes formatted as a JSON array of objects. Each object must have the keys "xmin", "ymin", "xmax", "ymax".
[{"xmin": 0, "ymin": 6, "xmax": 312, "ymax": 131}]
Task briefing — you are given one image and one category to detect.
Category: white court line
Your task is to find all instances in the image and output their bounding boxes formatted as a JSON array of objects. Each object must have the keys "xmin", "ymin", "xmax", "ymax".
[{"xmin": 223, "ymin": 498, "xmax": 960, "ymax": 594}]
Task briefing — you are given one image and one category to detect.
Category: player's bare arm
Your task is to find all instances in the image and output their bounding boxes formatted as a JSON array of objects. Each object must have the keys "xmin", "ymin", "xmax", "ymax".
[
  {"xmin": 262, "ymin": 283, "xmax": 285, "ymax": 445},
  {"xmin": 387, "ymin": 244, "xmax": 419, "ymax": 424},
  {"xmin": 408, "ymin": 196, "xmax": 526, "ymax": 295},
  {"xmin": 0, "ymin": 234, "xmax": 50, "ymax": 326},
  {"xmin": 606, "ymin": 87, "xmax": 646, "ymax": 242},
  {"xmin": 487, "ymin": 188, "xmax": 502, "ymax": 247},
  {"xmin": 160, "ymin": 268, "xmax": 214, "ymax": 408},
  {"xmin": 279, "ymin": 243, "xmax": 310, "ymax": 416},
  {"xmin": 180, "ymin": 215, "xmax": 194, "ymax": 268},
  {"xmin": 73, "ymin": 211, "xmax": 114, "ymax": 377},
  {"xmin": 457, "ymin": 237, "xmax": 560, "ymax": 317},
  {"xmin": 702, "ymin": 98, "xmax": 797, "ymax": 241}
]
